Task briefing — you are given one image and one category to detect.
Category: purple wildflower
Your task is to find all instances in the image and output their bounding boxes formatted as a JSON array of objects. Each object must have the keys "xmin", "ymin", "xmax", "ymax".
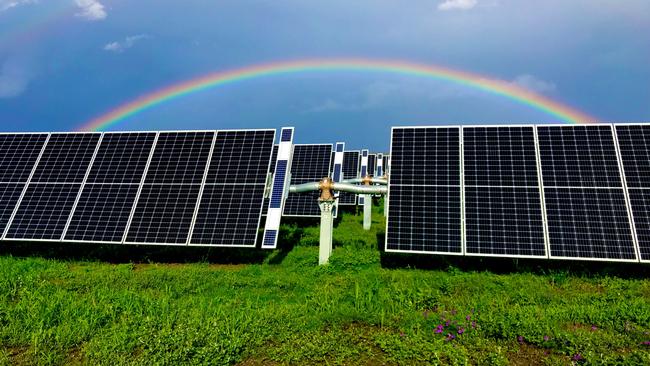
[
  {"xmin": 445, "ymin": 320, "xmax": 451, "ymax": 327},
  {"xmin": 457, "ymin": 327, "xmax": 465, "ymax": 335},
  {"xmin": 543, "ymin": 335, "xmax": 550, "ymax": 341},
  {"xmin": 544, "ymin": 351, "xmax": 550, "ymax": 356},
  {"xmin": 434, "ymin": 325, "xmax": 444, "ymax": 334},
  {"xmin": 471, "ymin": 321, "xmax": 477, "ymax": 329},
  {"xmin": 641, "ymin": 341, "xmax": 650, "ymax": 346},
  {"xmin": 591, "ymin": 325, "xmax": 597, "ymax": 331},
  {"xmin": 517, "ymin": 336, "xmax": 524, "ymax": 344},
  {"xmin": 446, "ymin": 333, "xmax": 456, "ymax": 341},
  {"xmin": 399, "ymin": 332, "xmax": 405, "ymax": 337},
  {"xmin": 466, "ymin": 315, "xmax": 471, "ymax": 321},
  {"xmin": 572, "ymin": 353, "xmax": 583, "ymax": 361}
]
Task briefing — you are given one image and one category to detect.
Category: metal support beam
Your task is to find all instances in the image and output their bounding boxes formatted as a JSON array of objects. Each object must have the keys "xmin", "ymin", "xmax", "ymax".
[{"xmin": 318, "ymin": 199, "xmax": 335, "ymax": 265}]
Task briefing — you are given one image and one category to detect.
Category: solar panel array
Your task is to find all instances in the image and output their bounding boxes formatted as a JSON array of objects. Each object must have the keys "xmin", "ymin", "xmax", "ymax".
[
  {"xmin": 386, "ymin": 124, "xmax": 647, "ymax": 262},
  {"xmin": 339, "ymin": 151, "xmax": 360, "ymax": 205},
  {"xmin": 0, "ymin": 129, "xmax": 276, "ymax": 247},
  {"xmin": 283, "ymin": 144, "xmax": 332, "ymax": 217}
]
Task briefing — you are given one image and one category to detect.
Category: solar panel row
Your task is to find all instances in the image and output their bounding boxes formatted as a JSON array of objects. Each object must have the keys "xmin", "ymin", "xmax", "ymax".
[
  {"xmin": 386, "ymin": 124, "xmax": 649, "ymax": 262},
  {"xmin": 0, "ymin": 130, "xmax": 276, "ymax": 247}
]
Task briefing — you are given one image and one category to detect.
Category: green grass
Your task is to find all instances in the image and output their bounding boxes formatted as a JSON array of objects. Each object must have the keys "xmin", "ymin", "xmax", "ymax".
[{"xmin": 1, "ymin": 202, "xmax": 650, "ymax": 365}]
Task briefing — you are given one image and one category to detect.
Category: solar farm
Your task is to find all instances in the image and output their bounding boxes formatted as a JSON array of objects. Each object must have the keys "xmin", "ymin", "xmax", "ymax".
[{"xmin": 1, "ymin": 124, "xmax": 650, "ymax": 364}]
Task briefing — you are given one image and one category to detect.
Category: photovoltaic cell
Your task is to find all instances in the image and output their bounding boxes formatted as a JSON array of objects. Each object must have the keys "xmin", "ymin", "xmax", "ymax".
[
  {"xmin": 339, "ymin": 151, "xmax": 360, "ymax": 205},
  {"xmin": 31, "ymin": 133, "xmax": 101, "ymax": 183},
  {"xmin": 386, "ymin": 127, "xmax": 462, "ymax": 254},
  {"xmin": 86, "ymin": 132, "xmax": 156, "ymax": 184},
  {"xmin": 463, "ymin": 127, "xmax": 546, "ymax": 257},
  {"xmin": 537, "ymin": 125, "xmax": 636, "ymax": 260},
  {"xmin": 0, "ymin": 134, "xmax": 48, "ymax": 183},
  {"xmin": 5, "ymin": 183, "xmax": 81, "ymax": 240},
  {"xmin": 283, "ymin": 144, "xmax": 332, "ymax": 217},
  {"xmin": 64, "ymin": 184, "xmax": 140, "ymax": 242},
  {"xmin": 615, "ymin": 124, "xmax": 650, "ymax": 260}
]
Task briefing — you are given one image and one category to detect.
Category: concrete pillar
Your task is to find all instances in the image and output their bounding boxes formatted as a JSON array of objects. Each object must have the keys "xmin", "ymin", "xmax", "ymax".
[{"xmin": 318, "ymin": 199, "xmax": 335, "ymax": 265}]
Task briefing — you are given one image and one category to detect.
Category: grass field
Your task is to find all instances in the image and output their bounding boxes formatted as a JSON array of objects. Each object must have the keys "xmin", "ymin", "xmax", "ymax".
[{"xmin": 1, "ymin": 202, "xmax": 650, "ymax": 365}]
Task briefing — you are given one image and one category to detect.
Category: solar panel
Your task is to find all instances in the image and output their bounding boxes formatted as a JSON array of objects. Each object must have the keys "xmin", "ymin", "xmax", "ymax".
[
  {"xmin": 125, "ymin": 131, "xmax": 214, "ymax": 244},
  {"xmin": 0, "ymin": 133, "xmax": 48, "ymax": 183},
  {"xmin": 614, "ymin": 124, "xmax": 650, "ymax": 261},
  {"xmin": 31, "ymin": 133, "xmax": 101, "ymax": 183},
  {"xmin": 386, "ymin": 127, "xmax": 462, "ymax": 254},
  {"xmin": 62, "ymin": 132, "xmax": 157, "ymax": 243},
  {"xmin": 382, "ymin": 155, "xmax": 390, "ymax": 175},
  {"xmin": 359, "ymin": 149, "xmax": 369, "ymax": 206},
  {"xmin": 368, "ymin": 154, "xmax": 376, "ymax": 177},
  {"xmin": 339, "ymin": 151, "xmax": 360, "ymax": 205},
  {"xmin": 263, "ymin": 128, "xmax": 294, "ymax": 248},
  {"xmin": 283, "ymin": 144, "xmax": 332, "ymax": 217},
  {"xmin": 5, "ymin": 183, "xmax": 83, "ymax": 240},
  {"xmin": 463, "ymin": 126, "xmax": 546, "ymax": 257},
  {"xmin": 377, "ymin": 153, "xmax": 384, "ymax": 177},
  {"xmin": 144, "ymin": 132, "xmax": 213, "ymax": 184},
  {"xmin": 86, "ymin": 132, "xmax": 156, "ymax": 184},
  {"xmin": 190, "ymin": 130, "xmax": 275, "ymax": 246},
  {"xmin": 64, "ymin": 184, "xmax": 141, "ymax": 242},
  {"xmin": 125, "ymin": 184, "xmax": 202, "ymax": 245},
  {"xmin": 537, "ymin": 125, "xmax": 637, "ymax": 261},
  {"xmin": 4, "ymin": 133, "xmax": 102, "ymax": 241}
]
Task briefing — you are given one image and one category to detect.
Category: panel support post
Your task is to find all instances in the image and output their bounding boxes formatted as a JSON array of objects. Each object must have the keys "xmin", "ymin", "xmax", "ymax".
[
  {"xmin": 318, "ymin": 198, "xmax": 335, "ymax": 265},
  {"xmin": 363, "ymin": 194, "xmax": 371, "ymax": 230}
]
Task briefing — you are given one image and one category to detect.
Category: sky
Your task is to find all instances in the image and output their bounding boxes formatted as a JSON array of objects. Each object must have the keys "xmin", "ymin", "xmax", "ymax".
[{"xmin": 0, "ymin": 0, "xmax": 648, "ymax": 150}]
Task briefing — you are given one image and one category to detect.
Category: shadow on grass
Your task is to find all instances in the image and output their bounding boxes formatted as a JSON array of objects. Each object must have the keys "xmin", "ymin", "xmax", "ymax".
[
  {"xmin": 0, "ymin": 241, "xmax": 271, "ymax": 265},
  {"xmin": 380, "ymin": 251, "xmax": 650, "ymax": 279}
]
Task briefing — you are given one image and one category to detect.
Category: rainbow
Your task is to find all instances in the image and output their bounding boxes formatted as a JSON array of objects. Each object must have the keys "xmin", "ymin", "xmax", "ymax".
[{"xmin": 78, "ymin": 58, "xmax": 597, "ymax": 131}]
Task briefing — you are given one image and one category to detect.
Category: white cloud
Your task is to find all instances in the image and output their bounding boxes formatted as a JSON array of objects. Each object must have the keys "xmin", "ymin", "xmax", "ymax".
[
  {"xmin": 104, "ymin": 34, "xmax": 150, "ymax": 53},
  {"xmin": 0, "ymin": 57, "xmax": 34, "ymax": 98},
  {"xmin": 511, "ymin": 74, "xmax": 556, "ymax": 94},
  {"xmin": 75, "ymin": 0, "xmax": 106, "ymax": 21},
  {"xmin": 0, "ymin": 0, "xmax": 37, "ymax": 12},
  {"xmin": 438, "ymin": 0, "xmax": 477, "ymax": 11}
]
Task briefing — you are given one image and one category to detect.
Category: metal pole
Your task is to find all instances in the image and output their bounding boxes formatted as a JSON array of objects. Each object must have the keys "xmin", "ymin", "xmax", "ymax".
[
  {"xmin": 318, "ymin": 198, "xmax": 335, "ymax": 265},
  {"xmin": 363, "ymin": 194, "xmax": 371, "ymax": 230}
]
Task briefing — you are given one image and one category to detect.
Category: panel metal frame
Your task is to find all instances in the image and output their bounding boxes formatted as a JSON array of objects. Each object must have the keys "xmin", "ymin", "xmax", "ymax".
[
  {"xmin": 462, "ymin": 124, "xmax": 549, "ymax": 259},
  {"xmin": 263, "ymin": 127, "xmax": 294, "ymax": 248},
  {"xmin": 536, "ymin": 123, "xmax": 639, "ymax": 263},
  {"xmin": 384, "ymin": 125, "xmax": 463, "ymax": 256}
]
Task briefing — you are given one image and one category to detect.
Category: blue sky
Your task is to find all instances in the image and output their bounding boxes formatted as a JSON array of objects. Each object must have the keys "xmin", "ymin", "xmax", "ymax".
[{"xmin": 0, "ymin": 0, "xmax": 648, "ymax": 150}]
